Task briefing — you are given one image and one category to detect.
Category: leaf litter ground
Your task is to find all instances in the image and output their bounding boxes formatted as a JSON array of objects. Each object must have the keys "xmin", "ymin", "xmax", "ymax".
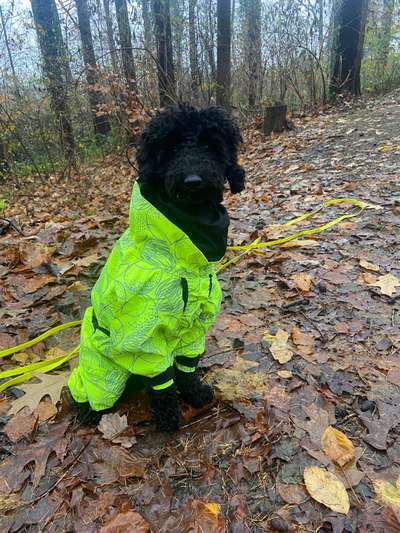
[{"xmin": 0, "ymin": 93, "xmax": 399, "ymax": 532}]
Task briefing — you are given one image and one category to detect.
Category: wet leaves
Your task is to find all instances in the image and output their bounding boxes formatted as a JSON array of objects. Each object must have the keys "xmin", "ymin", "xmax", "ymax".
[{"xmin": 1, "ymin": 95, "xmax": 400, "ymax": 532}]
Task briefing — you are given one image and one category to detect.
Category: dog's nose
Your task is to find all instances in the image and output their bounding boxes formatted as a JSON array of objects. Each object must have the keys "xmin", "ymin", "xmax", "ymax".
[{"xmin": 184, "ymin": 174, "xmax": 203, "ymax": 188}]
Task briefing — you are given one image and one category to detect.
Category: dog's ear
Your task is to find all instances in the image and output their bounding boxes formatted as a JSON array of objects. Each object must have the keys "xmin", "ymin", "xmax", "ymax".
[
  {"xmin": 201, "ymin": 107, "xmax": 246, "ymax": 194},
  {"xmin": 136, "ymin": 106, "xmax": 185, "ymax": 187}
]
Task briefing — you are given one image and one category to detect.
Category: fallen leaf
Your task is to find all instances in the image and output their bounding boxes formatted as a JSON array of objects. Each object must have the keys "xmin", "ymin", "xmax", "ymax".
[
  {"xmin": 371, "ymin": 274, "xmax": 400, "ymax": 296},
  {"xmin": 99, "ymin": 413, "xmax": 128, "ymax": 439},
  {"xmin": 281, "ymin": 238, "xmax": 319, "ymax": 249},
  {"xmin": 292, "ymin": 327, "xmax": 315, "ymax": 356},
  {"xmin": 360, "ymin": 400, "xmax": 399, "ymax": 450},
  {"xmin": 189, "ymin": 499, "xmax": 226, "ymax": 532},
  {"xmin": 293, "ymin": 404, "xmax": 331, "ymax": 447},
  {"xmin": 321, "ymin": 427, "xmax": 355, "ymax": 467},
  {"xmin": 387, "ymin": 368, "xmax": 400, "ymax": 387},
  {"xmin": 67, "ymin": 280, "xmax": 89, "ymax": 291},
  {"xmin": 384, "ymin": 506, "xmax": 400, "ymax": 533},
  {"xmin": 22, "ymin": 274, "xmax": 55, "ymax": 294},
  {"xmin": 93, "ymin": 445, "xmax": 145, "ymax": 485},
  {"xmin": 374, "ymin": 476, "xmax": 400, "ymax": 508},
  {"xmin": 207, "ymin": 356, "xmax": 265, "ymax": 401},
  {"xmin": 292, "ymin": 272, "xmax": 313, "ymax": 291},
  {"xmin": 277, "ymin": 479, "xmax": 308, "ymax": 505},
  {"xmin": 361, "ymin": 271, "xmax": 378, "ymax": 284},
  {"xmin": 204, "ymin": 502, "xmax": 221, "ymax": 518},
  {"xmin": 99, "ymin": 510, "xmax": 150, "ymax": 533},
  {"xmin": 98, "ymin": 413, "xmax": 136, "ymax": 448},
  {"xmin": 9, "ymin": 372, "xmax": 68, "ymax": 415},
  {"xmin": 359, "ymin": 259, "xmax": 380, "ymax": 272},
  {"xmin": 304, "ymin": 466, "xmax": 350, "ymax": 514},
  {"xmin": 4, "ymin": 406, "xmax": 38, "ymax": 442},
  {"xmin": 277, "ymin": 370, "xmax": 292, "ymax": 379},
  {"xmin": 0, "ymin": 396, "xmax": 10, "ymax": 415},
  {"xmin": 35, "ymin": 396, "xmax": 58, "ymax": 422},
  {"xmin": 269, "ymin": 329, "xmax": 293, "ymax": 364}
]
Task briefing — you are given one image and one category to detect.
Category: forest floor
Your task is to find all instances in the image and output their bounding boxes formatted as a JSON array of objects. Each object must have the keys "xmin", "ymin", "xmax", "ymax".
[{"xmin": 0, "ymin": 92, "xmax": 399, "ymax": 532}]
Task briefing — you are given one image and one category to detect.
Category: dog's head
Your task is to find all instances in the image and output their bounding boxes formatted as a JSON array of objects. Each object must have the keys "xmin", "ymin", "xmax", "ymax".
[{"xmin": 136, "ymin": 104, "xmax": 245, "ymax": 206}]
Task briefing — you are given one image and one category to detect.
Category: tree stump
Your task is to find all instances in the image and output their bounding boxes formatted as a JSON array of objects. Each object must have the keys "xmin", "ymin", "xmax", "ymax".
[{"xmin": 262, "ymin": 103, "xmax": 287, "ymax": 136}]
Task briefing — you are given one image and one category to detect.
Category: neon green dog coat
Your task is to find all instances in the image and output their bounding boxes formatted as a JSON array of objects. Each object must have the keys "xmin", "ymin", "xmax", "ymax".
[{"xmin": 68, "ymin": 183, "xmax": 222, "ymax": 411}]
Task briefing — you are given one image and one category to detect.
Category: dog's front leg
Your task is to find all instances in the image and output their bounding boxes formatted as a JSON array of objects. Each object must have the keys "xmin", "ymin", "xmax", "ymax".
[
  {"xmin": 149, "ymin": 368, "xmax": 180, "ymax": 432},
  {"xmin": 150, "ymin": 384, "xmax": 180, "ymax": 432},
  {"xmin": 174, "ymin": 356, "xmax": 214, "ymax": 409}
]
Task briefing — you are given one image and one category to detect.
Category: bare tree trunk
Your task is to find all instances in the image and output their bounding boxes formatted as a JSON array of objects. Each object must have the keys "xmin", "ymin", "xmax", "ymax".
[
  {"xmin": 141, "ymin": 0, "xmax": 152, "ymax": 49},
  {"xmin": 170, "ymin": 0, "xmax": 184, "ymax": 98},
  {"xmin": 0, "ymin": 6, "xmax": 20, "ymax": 96},
  {"xmin": 207, "ymin": 0, "xmax": 216, "ymax": 83},
  {"xmin": 103, "ymin": 0, "xmax": 118, "ymax": 72},
  {"xmin": 318, "ymin": 0, "xmax": 324, "ymax": 52},
  {"xmin": 242, "ymin": 0, "xmax": 261, "ymax": 108},
  {"xmin": 31, "ymin": 0, "xmax": 75, "ymax": 158},
  {"xmin": 329, "ymin": 0, "xmax": 369, "ymax": 97},
  {"xmin": 216, "ymin": 0, "xmax": 231, "ymax": 108},
  {"xmin": 376, "ymin": 0, "xmax": 395, "ymax": 90},
  {"xmin": 75, "ymin": 0, "xmax": 111, "ymax": 137},
  {"xmin": 189, "ymin": 0, "xmax": 200, "ymax": 101},
  {"xmin": 0, "ymin": 138, "xmax": 9, "ymax": 174},
  {"xmin": 115, "ymin": 0, "xmax": 137, "ymax": 93},
  {"xmin": 153, "ymin": 0, "xmax": 176, "ymax": 106}
]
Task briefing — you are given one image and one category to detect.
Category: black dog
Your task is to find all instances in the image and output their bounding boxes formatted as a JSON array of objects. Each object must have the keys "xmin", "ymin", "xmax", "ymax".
[
  {"xmin": 69, "ymin": 104, "xmax": 245, "ymax": 432},
  {"xmin": 136, "ymin": 104, "xmax": 245, "ymax": 430}
]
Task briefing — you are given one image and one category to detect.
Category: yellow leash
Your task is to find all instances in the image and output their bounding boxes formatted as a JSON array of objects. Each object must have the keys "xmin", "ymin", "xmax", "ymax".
[
  {"xmin": 218, "ymin": 198, "xmax": 368, "ymax": 272},
  {"xmin": 0, "ymin": 320, "xmax": 82, "ymax": 358},
  {"xmin": 0, "ymin": 197, "xmax": 372, "ymax": 392}
]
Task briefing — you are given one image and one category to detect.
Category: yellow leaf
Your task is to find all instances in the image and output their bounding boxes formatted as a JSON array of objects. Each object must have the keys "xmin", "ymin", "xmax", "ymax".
[
  {"xmin": 361, "ymin": 272, "xmax": 378, "ymax": 285},
  {"xmin": 204, "ymin": 503, "xmax": 221, "ymax": 517},
  {"xmin": 270, "ymin": 329, "xmax": 293, "ymax": 364},
  {"xmin": 321, "ymin": 427, "xmax": 355, "ymax": 467},
  {"xmin": 374, "ymin": 476, "xmax": 400, "ymax": 508},
  {"xmin": 304, "ymin": 466, "xmax": 350, "ymax": 514},
  {"xmin": 207, "ymin": 356, "xmax": 265, "ymax": 401},
  {"xmin": 359, "ymin": 259, "xmax": 380, "ymax": 272},
  {"xmin": 292, "ymin": 272, "xmax": 313, "ymax": 292},
  {"xmin": 371, "ymin": 274, "xmax": 400, "ymax": 296},
  {"xmin": 378, "ymin": 144, "xmax": 400, "ymax": 153},
  {"xmin": 277, "ymin": 370, "xmax": 292, "ymax": 379}
]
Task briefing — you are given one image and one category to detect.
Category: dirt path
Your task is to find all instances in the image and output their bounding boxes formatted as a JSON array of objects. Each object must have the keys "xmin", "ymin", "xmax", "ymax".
[{"xmin": 0, "ymin": 94, "xmax": 399, "ymax": 532}]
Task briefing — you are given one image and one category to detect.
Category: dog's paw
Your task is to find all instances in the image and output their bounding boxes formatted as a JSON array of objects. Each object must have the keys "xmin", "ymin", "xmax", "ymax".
[
  {"xmin": 182, "ymin": 382, "xmax": 215, "ymax": 409},
  {"xmin": 175, "ymin": 370, "xmax": 215, "ymax": 409},
  {"xmin": 73, "ymin": 399, "xmax": 103, "ymax": 425},
  {"xmin": 150, "ymin": 385, "xmax": 180, "ymax": 433}
]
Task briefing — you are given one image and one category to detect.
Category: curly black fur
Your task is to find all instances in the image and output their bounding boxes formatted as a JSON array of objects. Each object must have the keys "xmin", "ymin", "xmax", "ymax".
[
  {"xmin": 150, "ymin": 385, "xmax": 181, "ymax": 432},
  {"xmin": 137, "ymin": 104, "xmax": 245, "ymax": 205},
  {"xmin": 175, "ymin": 368, "xmax": 215, "ymax": 409},
  {"xmin": 72, "ymin": 399, "xmax": 103, "ymax": 425}
]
